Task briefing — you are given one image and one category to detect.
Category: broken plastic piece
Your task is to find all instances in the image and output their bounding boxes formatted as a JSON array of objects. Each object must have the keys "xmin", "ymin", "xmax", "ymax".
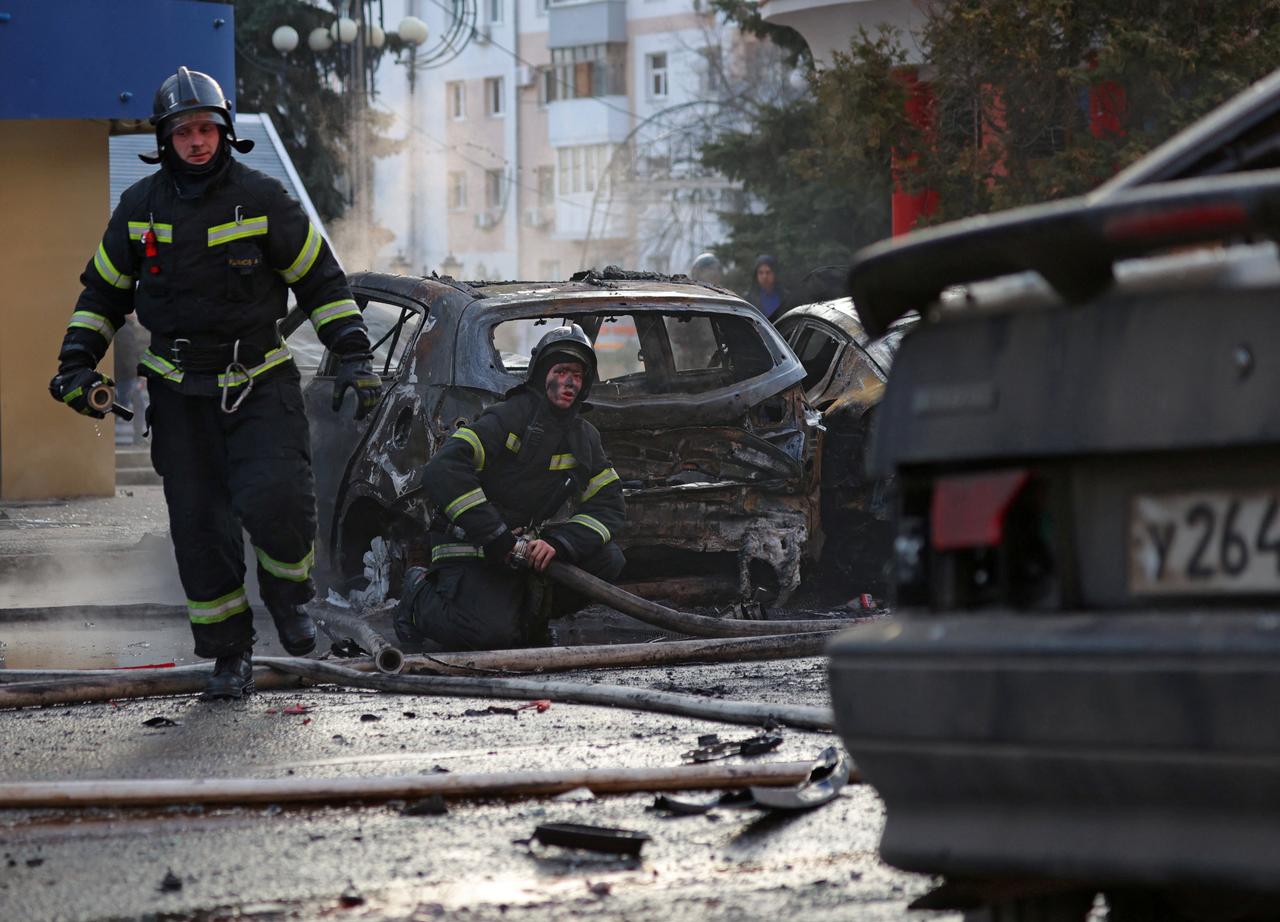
[
  {"xmin": 748, "ymin": 746, "xmax": 850, "ymax": 811},
  {"xmin": 142, "ymin": 716, "xmax": 179, "ymax": 728},
  {"xmin": 682, "ymin": 732, "xmax": 783, "ymax": 763},
  {"xmin": 532, "ymin": 822, "xmax": 651, "ymax": 856}
]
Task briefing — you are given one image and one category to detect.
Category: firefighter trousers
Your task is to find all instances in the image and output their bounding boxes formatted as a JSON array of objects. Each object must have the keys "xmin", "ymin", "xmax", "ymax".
[
  {"xmin": 148, "ymin": 368, "xmax": 317, "ymax": 658},
  {"xmin": 396, "ymin": 542, "xmax": 625, "ymax": 652}
]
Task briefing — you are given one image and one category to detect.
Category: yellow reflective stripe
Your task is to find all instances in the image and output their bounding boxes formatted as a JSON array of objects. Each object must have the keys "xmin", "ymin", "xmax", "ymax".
[
  {"xmin": 505, "ymin": 432, "xmax": 521, "ymax": 453},
  {"xmin": 94, "ymin": 243, "xmax": 132, "ymax": 289},
  {"xmin": 310, "ymin": 299, "xmax": 360, "ymax": 330},
  {"xmin": 444, "ymin": 487, "xmax": 487, "ymax": 520},
  {"xmin": 188, "ymin": 587, "xmax": 250, "ymax": 625},
  {"xmin": 548, "ymin": 453, "xmax": 577, "ymax": 471},
  {"xmin": 61, "ymin": 386, "xmax": 84, "ymax": 404},
  {"xmin": 568, "ymin": 514, "xmax": 610, "ymax": 543},
  {"xmin": 68, "ymin": 311, "xmax": 116, "ymax": 340},
  {"xmin": 127, "ymin": 222, "xmax": 173, "ymax": 243},
  {"xmin": 140, "ymin": 348, "xmax": 184, "ymax": 383},
  {"xmin": 450, "ymin": 428, "xmax": 486, "ymax": 471},
  {"xmin": 280, "ymin": 224, "xmax": 321, "ymax": 284},
  {"xmin": 207, "ymin": 216, "xmax": 269, "ymax": 246},
  {"xmin": 217, "ymin": 346, "xmax": 294, "ymax": 388},
  {"xmin": 580, "ymin": 467, "xmax": 620, "ymax": 503},
  {"xmin": 431, "ymin": 543, "xmax": 485, "ymax": 563},
  {"xmin": 254, "ymin": 544, "xmax": 315, "ymax": 582}
]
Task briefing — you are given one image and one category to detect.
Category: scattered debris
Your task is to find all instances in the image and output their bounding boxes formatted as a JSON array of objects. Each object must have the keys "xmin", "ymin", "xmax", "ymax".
[
  {"xmin": 682, "ymin": 732, "xmax": 783, "ymax": 763},
  {"xmin": 515, "ymin": 699, "xmax": 551, "ymax": 713},
  {"xmin": 588, "ymin": 881, "xmax": 612, "ymax": 897},
  {"xmin": 653, "ymin": 747, "xmax": 852, "ymax": 815},
  {"xmin": 359, "ymin": 713, "xmax": 381, "ymax": 722},
  {"xmin": 282, "ymin": 704, "xmax": 311, "ymax": 716},
  {"xmin": 552, "ymin": 787, "xmax": 596, "ymax": 803},
  {"xmin": 141, "ymin": 716, "xmax": 178, "ymax": 728},
  {"xmin": 532, "ymin": 822, "xmax": 651, "ymax": 857},
  {"xmin": 463, "ymin": 705, "xmax": 521, "ymax": 718},
  {"xmin": 401, "ymin": 794, "xmax": 448, "ymax": 816},
  {"xmin": 158, "ymin": 868, "xmax": 182, "ymax": 892},
  {"xmin": 339, "ymin": 883, "xmax": 365, "ymax": 907}
]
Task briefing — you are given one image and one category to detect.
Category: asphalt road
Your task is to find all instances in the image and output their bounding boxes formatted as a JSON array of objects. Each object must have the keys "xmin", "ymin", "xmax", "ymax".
[{"xmin": 0, "ymin": 643, "xmax": 955, "ymax": 922}]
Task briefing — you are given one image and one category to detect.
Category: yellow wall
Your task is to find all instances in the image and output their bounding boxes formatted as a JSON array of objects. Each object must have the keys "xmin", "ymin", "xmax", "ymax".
[{"xmin": 0, "ymin": 120, "xmax": 115, "ymax": 499}]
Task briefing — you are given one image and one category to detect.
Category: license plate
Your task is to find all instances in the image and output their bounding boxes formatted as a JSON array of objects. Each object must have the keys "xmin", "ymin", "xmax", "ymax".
[{"xmin": 1130, "ymin": 489, "xmax": 1280, "ymax": 595}]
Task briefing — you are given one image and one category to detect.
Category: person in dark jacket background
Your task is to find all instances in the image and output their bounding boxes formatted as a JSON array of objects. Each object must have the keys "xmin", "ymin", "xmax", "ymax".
[
  {"xmin": 48, "ymin": 67, "xmax": 382, "ymax": 699},
  {"xmin": 746, "ymin": 254, "xmax": 790, "ymax": 321},
  {"xmin": 395, "ymin": 324, "xmax": 626, "ymax": 651}
]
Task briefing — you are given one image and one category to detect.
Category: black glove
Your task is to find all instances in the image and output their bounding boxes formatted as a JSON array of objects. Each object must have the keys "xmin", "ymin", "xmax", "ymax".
[
  {"xmin": 49, "ymin": 365, "xmax": 113, "ymax": 419},
  {"xmin": 332, "ymin": 352, "xmax": 383, "ymax": 420},
  {"xmin": 482, "ymin": 529, "xmax": 516, "ymax": 565}
]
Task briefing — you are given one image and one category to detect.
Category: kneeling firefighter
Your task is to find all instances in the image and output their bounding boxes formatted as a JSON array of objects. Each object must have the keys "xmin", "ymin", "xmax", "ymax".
[
  {"xmin": 48, "ymin": 67, "xmax": 382, "ymax": 698},
  {"xmin": 395, "ymin": 324, "xmax": 626, "ymax": 650}
]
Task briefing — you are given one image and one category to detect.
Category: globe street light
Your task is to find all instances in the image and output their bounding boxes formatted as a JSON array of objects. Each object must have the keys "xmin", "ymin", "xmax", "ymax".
[{"xmin": 271, "ymin": 25, "xmax": 299, "ymax": 54}]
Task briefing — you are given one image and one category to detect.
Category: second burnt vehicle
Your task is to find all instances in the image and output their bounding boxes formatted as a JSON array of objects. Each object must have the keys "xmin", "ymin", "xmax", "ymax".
[
  {"xmin": 829, "ymin": 68, "xmax": 1280, "ymax": 920},
  {"xmin": 288, "ymin": 269, "xmax": 821, "ymax": 604}
]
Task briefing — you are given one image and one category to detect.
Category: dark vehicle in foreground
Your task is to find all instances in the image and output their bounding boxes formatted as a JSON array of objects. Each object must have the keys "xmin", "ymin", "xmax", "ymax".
[
  {"xmin": 297, "ymin": 271, "xmax": 820, "ymax": 603},
  {"xmin": 774, "ymin": 299, "xmax": 914, "ymax": 596},
  {"xmin": 829, "ymin": 70, "xmax": 1280, "ymax": 920}
]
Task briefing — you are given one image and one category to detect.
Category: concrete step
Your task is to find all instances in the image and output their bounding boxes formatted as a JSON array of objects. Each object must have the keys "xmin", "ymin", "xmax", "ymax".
[{"xmin": 117, "ymin": 466, "xmax": 161, "ymax": 486}]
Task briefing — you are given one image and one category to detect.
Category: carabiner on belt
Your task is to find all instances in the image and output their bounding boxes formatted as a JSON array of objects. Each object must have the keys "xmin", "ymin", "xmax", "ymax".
[{"xmin": 220, "ymin": 339, "xmax": 253, "ymax": 414}]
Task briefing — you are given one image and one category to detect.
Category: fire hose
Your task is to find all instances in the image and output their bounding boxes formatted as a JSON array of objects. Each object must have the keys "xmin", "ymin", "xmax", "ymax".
[{"xmin": 85, "ymin": 381, "xmax": 135, "ymax": 421}]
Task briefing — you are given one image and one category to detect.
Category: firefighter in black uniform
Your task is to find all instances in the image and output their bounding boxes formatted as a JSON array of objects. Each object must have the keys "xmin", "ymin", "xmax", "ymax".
[
  {"xmin": 48, "ymin": 67, "xmax": 382, "ymax": 699},
  {"xmin": 394, "ymin": 324, "xmax": 626, "ymax": 651}
]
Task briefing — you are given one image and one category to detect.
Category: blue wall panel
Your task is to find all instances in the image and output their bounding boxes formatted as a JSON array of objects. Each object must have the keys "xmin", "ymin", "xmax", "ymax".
[{"xmin": 0, "ymin": 0, "xmax": 235, "ymax": 120}]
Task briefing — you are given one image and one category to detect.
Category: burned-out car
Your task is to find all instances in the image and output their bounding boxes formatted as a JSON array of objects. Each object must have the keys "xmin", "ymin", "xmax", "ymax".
[
  {"xmin": 829, "ymin": 68, "xmax": 1280, "ymax": 919},
  {"xmin": 775, "ymin": 299, "xmax": 914, "ymax": 595},
  {"xmin": 297, "ymin": 271, "xmax": 820, "ymax": 603}
]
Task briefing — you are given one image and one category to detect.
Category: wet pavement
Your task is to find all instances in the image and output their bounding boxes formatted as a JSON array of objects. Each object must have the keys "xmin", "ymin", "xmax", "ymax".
[{"xmin": 0, "ymin": 488, "xmax": 956, "ymax": 922}]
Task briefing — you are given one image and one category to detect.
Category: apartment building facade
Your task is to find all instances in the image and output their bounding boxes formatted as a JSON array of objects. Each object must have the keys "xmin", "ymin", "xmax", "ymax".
[{"xmin": 371, "ymin": 0, "xmax": 753, "ymax": 281}]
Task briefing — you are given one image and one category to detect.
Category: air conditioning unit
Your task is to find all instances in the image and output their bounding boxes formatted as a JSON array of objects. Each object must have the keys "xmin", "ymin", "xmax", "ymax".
[
  {"xmin": 522, "ymin": 208, "xmax": 551, "ymax": 229},
  {"xmin": 474, "ymin": 210, "xmax": 498, "ymax": 230},
  {"xmin": 473, "ymin": 24, "xmax": 490, "ymax": 44},
  {"xmin": 516, "ymin": 65, "xmax": 535, "ymax": 88}
]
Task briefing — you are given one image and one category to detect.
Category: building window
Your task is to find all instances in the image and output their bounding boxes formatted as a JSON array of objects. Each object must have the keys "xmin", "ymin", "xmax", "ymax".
[
  {"xmin": 485, "ymin": 76, "xmax": 505, "ymax": 116},
  {"xmin": 488, "ymin": 0, "xmax": 504, "ymax": 23},
  {"xmin": 537, "ymin": 0, "xmax": 549, "ymax": 14},
  {"xmin": 646, "ymin": 52, "xmax": 668, "ymax": 98},
  {"xmin": 536, "ymin": 166, "xmax": 555, "ymax": 207},
  {"xmin": 557, "ymin": 143, "xmax": 613, "ymax": 195},
  {"xmin": 448, "ymin": 81, "xmax": 466, "ymax": 120},
  {"xmin": 547, "ymin": 44, "xmax": 626, "ymax": 102},
  {"xmin": 698, "ymin": 46, "xmax": 723, "ymax": 95},
  {"xmin": 485, "ymin": 169, "xmax": 504, "ymax": 209},
  {"xmin": 537, "ymin": 67, "xmax": 554, "ymax": 107},
  {"xmin": 448, "ymin": 172, "xmax": 467, "ymax": 211}
]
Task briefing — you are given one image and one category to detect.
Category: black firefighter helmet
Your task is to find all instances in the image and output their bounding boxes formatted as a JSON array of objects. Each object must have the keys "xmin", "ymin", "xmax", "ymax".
[
  {"xmin": 527, "ymin": 324, "xmax": 598, "ymax": 404},
  {"xmin": 140, "ymin": 66, "xmax": 254, "ymax": 163}
]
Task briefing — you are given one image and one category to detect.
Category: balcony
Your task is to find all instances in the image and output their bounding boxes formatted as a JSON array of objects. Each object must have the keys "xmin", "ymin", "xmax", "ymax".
[
  {"xmin": 548, "ymin": 96, "xmax": 631, "ymax": 147},
  {"xmin": 547, "ymin": 0, "xmax": 627, "ymax": 49}
]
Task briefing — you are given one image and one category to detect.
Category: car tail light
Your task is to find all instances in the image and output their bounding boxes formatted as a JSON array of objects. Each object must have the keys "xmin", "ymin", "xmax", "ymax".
[
  {"xmin": 930, "ymin": 469, "xmax": 1030, "ymax": 550},
  {"xmin": 1102, "ymin": 201, "xmax": 1248, "ymax": 244}
]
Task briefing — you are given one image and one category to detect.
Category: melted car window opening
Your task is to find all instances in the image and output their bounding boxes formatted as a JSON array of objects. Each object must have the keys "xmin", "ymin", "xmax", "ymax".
[{"xmin": 491, "ymin": 311, "xmax": 774, "ymax": 396}]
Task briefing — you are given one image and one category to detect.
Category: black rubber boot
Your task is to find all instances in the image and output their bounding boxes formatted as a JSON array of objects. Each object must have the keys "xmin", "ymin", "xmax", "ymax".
[
  {"xmin": 202, "ymin": 649, "xmax": 255, "ymax": 700},
  {"xmin": 267, "ymin": 600, "xmax": 316, "ymax": 656}
]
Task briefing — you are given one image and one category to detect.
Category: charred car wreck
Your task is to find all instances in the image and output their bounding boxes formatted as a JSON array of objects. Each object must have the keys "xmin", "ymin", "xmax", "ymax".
[{"xmin": 297, "ymin": 270, "xmax": 821, "ymax": 605}]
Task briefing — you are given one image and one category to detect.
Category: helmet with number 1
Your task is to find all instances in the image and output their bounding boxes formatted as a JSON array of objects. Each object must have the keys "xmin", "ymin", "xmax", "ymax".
[
  {"xmin": 527, "ymin": 323, "xmax": 598, "ymax": 403},
  {"xmin": 145, "ymin": 66, "xmax": 254, "ymax": 161}
]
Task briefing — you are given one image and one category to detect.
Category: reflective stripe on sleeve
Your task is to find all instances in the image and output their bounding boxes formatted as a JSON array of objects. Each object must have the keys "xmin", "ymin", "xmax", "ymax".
[
  {"xmin": 254, "ymin": 544, "xmax": 315, "ymax": 582},
  {"xmin": 67, "ymin": 311, "xmax": 117, "ymax": 341},
  {"xmin": 450, "ymin": 428, "xmax": 486, "ymax": 471},
  {"xmin": 94, "ymin": 243, "xmax": 132, "ymax": 289},
  {"xmin": 431, "ymin": 543, "xmax": 485, "ymax": 564},
  {"xmin": 207, "ymin": 216, "xmax": 269, "ymax": 247},
  {"xmin": 580, "ymin": 467, "xmax": 620, "ymax": 502},
  {"xmin": 310, "ymin": 298, "xmax": 360, "ymax": 330},
  {"xmin": 568, "ymin": 514, "xmax": 610, "ymax": 543},
  {"xmin": 549, "ymin": 453, "xmax": 577, "ymax": 471},
  {"xmin": 127, "ymin": 222, "xmax": 173, "ymax": 243},
  {"xmin": 505, "ymin": 432, "xmax": 521, "ymax": 453},
  {"xmin": 188, "ymin": 587, "xmax": 250, "ymax": 625},
  {"xmin": 279, "ymin": 224, "xmax": 322, "ymax": 284},
  {"xmin": 444, "ymin": 487, "xmax": 487, "ymax": 520}
]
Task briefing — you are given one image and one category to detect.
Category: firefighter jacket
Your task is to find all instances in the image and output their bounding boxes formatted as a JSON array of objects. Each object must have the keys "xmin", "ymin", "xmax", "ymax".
[
  {"xmin": 60, "ymin": 158, "xmax": 368, "ymax": 394},
  {"xmin": 424, "ymin": 387, "xmax": 626, "ymax": 566}
]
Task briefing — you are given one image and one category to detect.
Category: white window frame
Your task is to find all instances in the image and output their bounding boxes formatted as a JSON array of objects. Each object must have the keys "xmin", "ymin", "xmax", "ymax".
[
  {"xmin": 485, "ymin": 168, "xmax": 504, "ymax": 209},
  {"xmin": 488, "ymin": 0, "xmax": 504, "ymax": 24},
  {"xmin": 448, "ymin": 81, "xmax": 467, "ymax": 120},
  {"xmin": 646, "ymin": 52, "xmax": 668, "ymax": 99},
  {"xmin": 485, "ymin": 76, "xmax": 506, "ymax": 117},
  {"xmin": 448, "ymin": 172, "xmax": 467, "ymax": 212}
]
